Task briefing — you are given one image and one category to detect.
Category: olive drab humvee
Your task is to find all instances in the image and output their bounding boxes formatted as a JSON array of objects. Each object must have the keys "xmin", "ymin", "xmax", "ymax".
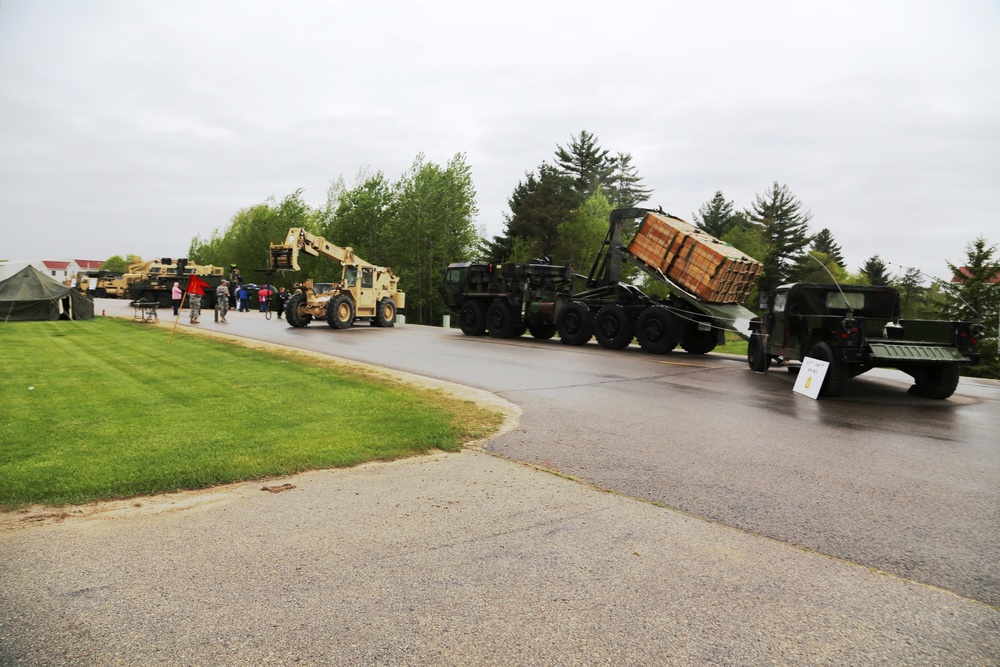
[{"xmin": 748, "ymin": 283, "xmax": 981, "ymax": 399}]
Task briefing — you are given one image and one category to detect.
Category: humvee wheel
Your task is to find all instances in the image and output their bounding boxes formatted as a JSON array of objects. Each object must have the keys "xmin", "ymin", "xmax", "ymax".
[
  {"xmin": 558, "ymin": 301, "xmax": 592, "ymax": 345},
  {"xmin": 377, "ymin": 298, "xmax": 396, "ymax": 328},
  {"xmin": 909, "ymin": 364, "xmax": 960, "ymax": 399},
  {"xmin": 681, "ymin": 328, "xmax": 717, "ymax": 355},
  {"xmin": 327, "ymin": 295, "xmax": 355, "ymax": 329},
  {"xmin": 809, "ymin": 341, "xmax": 848, "ymax": 397},
  {"xmin": 528, "ymin": 323, "xmax": 558, "ymax": 340},
  {"xmin": 747, "ymin": 331, "xmax": 771, "ymax": 372},
  {"xmin": 459, "ymin": 301, "xmax": 486, "ymax": 336},
  {"xmin": 284, "ymin": 293, "xmax": 311, "ymax": 327},
  {"xmin": 486, "ymin": 301, "xmax": 516, "ymax": 338},
  {"xmin": 636, "ymin": 305, "xmax": 678, "ymax": 354},
  {"xmin": 594, "ymin": 304, "xmax": 635, "ymax": 349}
]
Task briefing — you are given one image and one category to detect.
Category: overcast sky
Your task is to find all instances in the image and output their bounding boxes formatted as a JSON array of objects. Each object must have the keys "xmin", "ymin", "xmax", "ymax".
[{"xmin": 1, "ymin": 0, "xmax": 997, "ymax": 283}]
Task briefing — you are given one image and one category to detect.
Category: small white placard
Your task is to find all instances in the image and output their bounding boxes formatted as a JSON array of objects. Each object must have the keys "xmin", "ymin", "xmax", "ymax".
[{"xmin": 794, "ymin": 356, "xmax": 830, "ymax": 399}]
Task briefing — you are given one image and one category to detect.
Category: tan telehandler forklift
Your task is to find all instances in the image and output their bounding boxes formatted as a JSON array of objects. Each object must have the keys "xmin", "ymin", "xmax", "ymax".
[{"xmin": 269, "ymin": 228, "xmax": 404, "ymax": 329}]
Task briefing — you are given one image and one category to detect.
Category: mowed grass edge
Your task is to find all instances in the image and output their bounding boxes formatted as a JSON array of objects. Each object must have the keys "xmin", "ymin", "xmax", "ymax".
[{"xmin": 0, "ymin": 318, "xmax": 505, "ymax": 509}]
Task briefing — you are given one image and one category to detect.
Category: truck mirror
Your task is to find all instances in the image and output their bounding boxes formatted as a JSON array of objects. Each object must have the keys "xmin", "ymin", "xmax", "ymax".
[{"xmin": 758, "ymin": 293, "xmax": 769, "ymax": 310}]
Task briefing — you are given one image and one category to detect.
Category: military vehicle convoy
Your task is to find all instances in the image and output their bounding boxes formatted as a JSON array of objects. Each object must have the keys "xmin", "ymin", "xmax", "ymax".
[
  {"xmin": 125, "ymin": 258, "xmax": 226, "ymax": 309},
  {"xmin": 442, "ymin": 207, "xmax": 762, "ymax": 355},
  {"xmin": 269, "ymin": 228, "xmax": 404, "ymax": 329},
  {"xmin": 748, "ymin": 282, "xmax": 981, "ymax": 399}
]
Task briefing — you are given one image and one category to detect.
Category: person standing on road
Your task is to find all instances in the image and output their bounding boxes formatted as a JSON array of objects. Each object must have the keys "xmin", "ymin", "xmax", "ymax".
[
  {"xmin": 171, "ymin": 282, "xmax": 182, "ymax": 316},
  {"xmin": 216, "ymin": 280, "xmax": 230, "ymax": 322},
  {"xmin": 238, "ymin": 285, "xmax": 250, "ymax": 312},
  {"xmin": 188, "ymin": 277, "xmax": 206, "ymax": 324},
  {"xmin": 258, "ymin": 286, "xmax": 272, "ymax": 312},
  {"xmin": 276, "ymin": 287, "xmax": 288, "ymax": 319}
]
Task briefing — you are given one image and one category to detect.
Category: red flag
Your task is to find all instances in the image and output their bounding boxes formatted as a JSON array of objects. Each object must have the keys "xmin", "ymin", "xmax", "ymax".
[{"xmin": 186, "ymin": 275, "xmax": 208, "ymax": 295}]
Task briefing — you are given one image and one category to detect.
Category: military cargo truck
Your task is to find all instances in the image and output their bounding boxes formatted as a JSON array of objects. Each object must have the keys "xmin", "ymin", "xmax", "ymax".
[
  {"xmin": 126, "ymin": 258, "xmax": 226, "ymax": 309},
  {"xmin": 442, "ymin": 207, "xmax": 763, "ymax": 355},
  {"xmin": 440, "ymin": 260, "xmax": 574, "ymax": 339},
  {"xmin": 747, "ymin": 282, "xmax": 981, "ymax": 398}
]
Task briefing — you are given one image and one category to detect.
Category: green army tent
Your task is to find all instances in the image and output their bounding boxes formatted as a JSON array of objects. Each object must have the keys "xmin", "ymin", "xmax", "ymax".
[{"xmin": 0, "ymin": 265, "xmax": 94, "ymax": 322}]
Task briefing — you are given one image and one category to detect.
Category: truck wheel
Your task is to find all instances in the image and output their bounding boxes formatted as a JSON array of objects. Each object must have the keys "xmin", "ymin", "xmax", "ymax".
[
  {"xmin": 636, "ymin": 305, "xmax": 678, "ymax": 354},
  {"xmin": 327, "ymin": 295, "xmax": 355, "ymax": 329},
  {"xmin": 486, "ymin": 301, "xmax": 516, "ymax": 338},
  {"xmin": 594, "ymin": 304, "xmax": 635, "ymax": 349},
  {"xmin": 558, "ymin": 301, "xmax": 592, "ymax": 346},
  {"xmin": 459, "ymin": 301, "xmax": 486, "ymax": 336},
  {"xmin": 284, "ymin": 293, "xmax": 311, "ymax": 327},
  {"xmin": 910, "ymin": 365, "xmax": 960, "ymax": 399},
  {"xmin": 681, "ymin": 329, "xmax": 717, "ymax": 355},
  {"xmin": 528, "ymin": 323, "xmax": 557, "ymax": 340},
  {"xmin": 377, "ymin": 298, "xmax": 396, "ymax": 328},
  {"xmin": 747, "ymin": 332, "xmax": 771, "ymax": 372},
  {"xmin": 809, "ymin": 341, "xmax": 848, "ymax": 397},
  {"xmin": 95, "ymin": 288, "xmax": 107, "ymax": 298}
]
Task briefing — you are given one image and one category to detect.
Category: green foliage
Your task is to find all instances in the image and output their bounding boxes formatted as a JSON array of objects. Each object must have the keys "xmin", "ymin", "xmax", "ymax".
[
  {"xmin": 556, "ymin": 188, "xmax": 613, "ymax": 270},
  {"xmin": 505, "ymin": 163, "xmax": 578, "ymax": 258},
  {"xmin": 380, "ymin": 153, "xmax": 480, "ymax": 325},
  {"xmin": 892, "ymin": 267, "xmax": 927, "ymax": 319},
  {"xmin": 189, "ymin": 190, "xmax": 323, "ymax": 289},
  {"xmin": 860, "ymin": 254, "xmax": 891, "ymax": 286},
  {"xmin": 748, "ymin": 182, "xmax": 813, "ymax": 294},
  {"xmin": 101, "ymin": 254, "xmax": 142, "ymax": 273},
  {"xmin": 0, "ymin": 319, "xmax": 502, "ymax": 508},
  {"xmin": 321, "ymin": 168, "xmax": 394, "ymax": 261},
  {"xmin": 941, "ymin": 237, "xmax": 1000, "ymax": 377},
  {"xmin": 789, "ymin": 250, "xmax": 848, "ymax": 284}
]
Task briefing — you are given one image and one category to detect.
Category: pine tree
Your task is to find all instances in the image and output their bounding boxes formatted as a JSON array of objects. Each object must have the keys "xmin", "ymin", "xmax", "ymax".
[
  {"xmin": 747, "ymin": 182, "xmax": 813, "ymax": 293},
  {"xmin": 605, "ymin": 152, "xmax": 652, "ymax": 207},
  {"xmin": 942, "ymin": 238, "xmax": 999, "ymax": 363},
  {"xmin": 554, "ymin": 130, "xmax": 615, "ymax": 199},
  {"xmin": 860, "ymin": 255, "xmax": 891, "ymax": 286},
  {"xmin": 504, "ymin": 164, "xmax": 577, "ymax": 258},
  {"xmin": 810, "ymin": 228, "xmax": 845, "ymax": 267},
  {"xmin": 693, "ymin": 191, "xmax": 737, "ymax": 239}
]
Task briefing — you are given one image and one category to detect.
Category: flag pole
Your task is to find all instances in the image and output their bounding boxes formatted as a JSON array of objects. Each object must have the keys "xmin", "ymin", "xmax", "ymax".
[{"xmin": 168, "ymin": 290, "xmax": 189, "ymax": 347}]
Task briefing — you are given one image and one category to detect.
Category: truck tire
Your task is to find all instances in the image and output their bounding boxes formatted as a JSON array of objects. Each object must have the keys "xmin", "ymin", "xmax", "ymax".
[
  {"xmin": 327, "ymin": 295, "xmax": 355, "ymax": 329},
  {"xmin": 594, "ymin": 304, "xmax": 634, "ymax": 349},
  {"xmin": 486, "ymin": 301, "xmax": 517, "ymax": 338},
  {"xmin": 528, "ymin": 323, "xmax": 557, "ymax": 340},
  {"xmin": 95, "ymin": 288, "xmax": 107, "ymax": 298},
  {"xmin": 558, "ymin": 301, "xmax": 592, "ymax": 346},
  {"xmin": 284, "ymin": 293, "xmax": 311, "ymax": 328},
  {"xmin": 809, "ymin": 341, "xmax": 848, "ymax": 397},
  {"xmin": 376, "ymin": 298, "xmax": 396, "ymax": 328},
  {"xmin": 459, "ymin": 301, "xmax": 486, "ymax": 336},
  {"xmin": 681, "ymin": 328, "xmax": 717, "ymax": 355},
  {"xmin": 747, "ymin": 331, "xmax": 771, "ymax": 372},
  {"xmin": 636, "ymin": 305, "xmax": 678, "ymax": 354},
  {"xmin": 909, "ymin": 364, "xmax": 960, "ymax": 399}
]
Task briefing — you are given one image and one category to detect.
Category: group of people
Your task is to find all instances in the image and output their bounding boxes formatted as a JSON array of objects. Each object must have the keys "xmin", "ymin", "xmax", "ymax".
[{"xmin": 170, "ymin": 276, "xmax": 289, "ymax": 324}]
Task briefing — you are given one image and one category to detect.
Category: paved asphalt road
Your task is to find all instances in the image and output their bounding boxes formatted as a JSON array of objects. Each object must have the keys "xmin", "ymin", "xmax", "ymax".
[{"xmin": 1, "ymin": 301, "xmax": 997, "ymax": 666}]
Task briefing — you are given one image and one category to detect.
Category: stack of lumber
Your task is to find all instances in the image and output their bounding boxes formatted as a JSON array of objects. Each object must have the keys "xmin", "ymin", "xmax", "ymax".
[{"xmin": 628, "ymin": 212, "xmax": 762, "ymax": 303}]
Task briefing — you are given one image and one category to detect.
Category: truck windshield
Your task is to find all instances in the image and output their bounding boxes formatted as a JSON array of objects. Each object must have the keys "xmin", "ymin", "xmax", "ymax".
[{"xmin": 343, "ymin": 266, "xmax": 357, "ymax": 287}]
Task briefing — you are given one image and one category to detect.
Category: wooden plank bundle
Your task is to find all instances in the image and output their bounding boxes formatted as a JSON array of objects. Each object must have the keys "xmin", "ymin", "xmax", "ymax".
[{"xmin": 628, "ymin": 212, "xmax": 763, "ymax": 303}]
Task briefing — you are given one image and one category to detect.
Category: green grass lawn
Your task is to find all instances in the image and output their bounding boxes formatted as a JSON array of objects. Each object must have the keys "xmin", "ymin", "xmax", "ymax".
[
  {"xmin": 715, "ymin": 331, "xmax": 749, "ymax": 356},
  {"xmin": 0, "ymin": 319, "xmax": 504, "ymax": 509}
]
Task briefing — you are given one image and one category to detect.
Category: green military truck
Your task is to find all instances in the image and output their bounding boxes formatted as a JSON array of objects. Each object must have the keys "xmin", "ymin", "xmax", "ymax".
[
  {"xmin": 440, "ymin": 260, "xmax": 574, "ymax": 339},
  {"xmin": 747, "ymin": 282, "xmax": 981, "ymax": 399}
]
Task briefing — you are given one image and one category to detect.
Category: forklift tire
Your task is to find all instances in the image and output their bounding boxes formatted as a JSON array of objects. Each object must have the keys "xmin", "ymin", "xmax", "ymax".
[
  {"xmin": 636, "ymin": 305, "xmax": 679, "ymax": 354},
  {"xmin": 594, "ymin": 304, "xmax": 635, "ymax": 349},
  {"xmin": 284, "ymin": 293, "xmax": 311, "ymax": 328},
  {"xmin": 376, "ymin": 298, "xmax": 396, "ymax": 328},
  {"xmin": 558, "ymin": 301, "xmax": 592, "ymax": 345},
  {"xmin": 327, "ymin": 295, "xmax": 355, "ymax": 329},
  {"xmin": 459, "ymin": 301, "xmax": 486, "ymax": 336}
]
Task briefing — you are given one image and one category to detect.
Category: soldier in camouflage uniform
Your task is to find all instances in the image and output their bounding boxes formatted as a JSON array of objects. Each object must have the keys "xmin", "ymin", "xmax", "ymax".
[{"xmin": 216, "ymin": 280, "xmax": 230, "ymax": 322}]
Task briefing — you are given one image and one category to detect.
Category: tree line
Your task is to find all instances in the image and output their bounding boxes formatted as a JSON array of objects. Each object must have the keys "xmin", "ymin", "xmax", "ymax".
[{"xmin": 100, "ymin": 130, "xmax": 998, "ymax": 376}]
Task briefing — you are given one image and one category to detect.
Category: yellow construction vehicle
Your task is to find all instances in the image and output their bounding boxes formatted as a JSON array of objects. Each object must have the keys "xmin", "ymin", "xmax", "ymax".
[{"xmin": 270, "ymin": 228, "xmax": 404, "ymax": 329}]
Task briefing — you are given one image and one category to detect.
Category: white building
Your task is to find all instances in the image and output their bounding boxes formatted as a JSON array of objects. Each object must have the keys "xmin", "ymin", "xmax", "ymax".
[{"xmin": 0, "ymin": 259, "xmax": 105, "ymax": 284}]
